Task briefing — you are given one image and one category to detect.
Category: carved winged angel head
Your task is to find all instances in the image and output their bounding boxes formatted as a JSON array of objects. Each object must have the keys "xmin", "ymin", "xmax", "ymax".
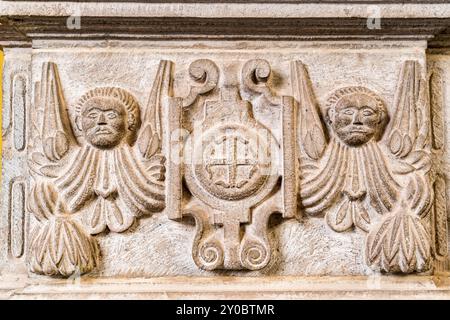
[
  {"xmin": 75, "ymin": 88, "xmax": 141, "ymax": 149},
  {"xmin": 293, "ymin": 60, "xmax": 436, "ymax": 273},
  {"xmin": 27, "ymin": 61, "xmax": 172, "ymax": 277},
  {"xmin": 326, "ymin": 87, "xmax": 388, "ymax": 146}
]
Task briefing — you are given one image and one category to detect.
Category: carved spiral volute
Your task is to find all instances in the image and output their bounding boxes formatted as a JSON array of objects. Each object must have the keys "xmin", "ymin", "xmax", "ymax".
[
  {"xmin": 195, "ymin": 237, "xmax": 225, "ymax": 271},
  {"xmin": 240, "ymin": 236, "xmax": 270, "ymax": 270}
]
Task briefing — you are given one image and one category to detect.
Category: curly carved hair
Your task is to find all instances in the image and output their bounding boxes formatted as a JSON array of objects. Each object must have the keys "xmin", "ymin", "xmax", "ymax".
[
  {"xmin": 325, "ymin": 86, "xmax": 389, "ymax": 141},
  {"xmin": 75, "ymin": 87, "xmax": 142, "ymax": 140}
]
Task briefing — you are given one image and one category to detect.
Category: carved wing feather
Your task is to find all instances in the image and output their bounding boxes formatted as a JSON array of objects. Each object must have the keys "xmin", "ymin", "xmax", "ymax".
[
  {"xmin": 366, "ymin": 210, "xmax": 432, "ymax": 273},
  {"xmin": 137, "ymin": 60, "xmax": 173, "ymax": 159},
  {"xmin": 40, "ymin": 62, "xmax": 77, "ymax": 162},
  {"xmin": 291, "ymin": 61, "xmax": 327, "ymax": 161},
  {"xmin": 387, "ymin": 61, "xmax": 431, "ymax": 160}
]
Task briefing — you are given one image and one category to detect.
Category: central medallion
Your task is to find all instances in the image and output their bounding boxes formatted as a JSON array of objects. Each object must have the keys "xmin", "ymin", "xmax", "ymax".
[
  {"xmin": 194, "ymin": 123, "xmax": 271, "ymax": 201},
  {"xmin": 168, "ymin": 59, "xmax": 297, "ymax": 271},
  {"xmin": 184, "ymin": 86, "xmax": 279, "ymax": 210}
]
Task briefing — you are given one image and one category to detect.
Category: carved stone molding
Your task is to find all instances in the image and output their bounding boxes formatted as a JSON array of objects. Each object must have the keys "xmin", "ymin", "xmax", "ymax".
[{"xmin": 2, "ymin": 3, "xmax": 450, "ymax": 46}]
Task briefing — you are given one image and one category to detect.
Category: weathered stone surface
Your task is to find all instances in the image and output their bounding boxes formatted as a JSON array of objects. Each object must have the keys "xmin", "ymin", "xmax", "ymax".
[{"xmin": 0, "ymin": 1, "xmax": 449, "ymax": 299}]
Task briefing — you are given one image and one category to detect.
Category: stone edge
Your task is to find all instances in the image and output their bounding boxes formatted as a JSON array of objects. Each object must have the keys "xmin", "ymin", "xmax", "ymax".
[{"xmin": 1, "ymin": 275, "xmax": 449, "ymax": 299}]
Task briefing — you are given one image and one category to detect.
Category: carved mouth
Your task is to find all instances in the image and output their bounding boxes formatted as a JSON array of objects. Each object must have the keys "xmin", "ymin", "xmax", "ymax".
[
  {"xmin": 347, "ymin": 127, "xmax": 369, "ymax": 134},
  {"xmin": 95, "ymin": 128, "xmax": 112, "ymax": 135}
]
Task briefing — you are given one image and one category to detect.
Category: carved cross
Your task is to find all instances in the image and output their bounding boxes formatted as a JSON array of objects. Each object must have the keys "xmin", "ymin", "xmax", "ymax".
[{"xmin": 206, "ymin": 134, "xmax": 257, "ymax": 189}]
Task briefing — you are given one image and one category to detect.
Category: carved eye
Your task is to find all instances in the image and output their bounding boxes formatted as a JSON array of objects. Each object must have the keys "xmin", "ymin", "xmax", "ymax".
[
  {"xmin": 87, "ymin": 111, "xmax": 99, "ymax": 119},
  {"xmin": 106, "ymin": 111, "xmax": 118, "ymax": 119},
  {"xmin": 362, "ymin": 108, "xmax": 375, "ymax": 116},
  {"xmin": 343, "ymin": 109, "xmax": 354, "ymax": 115}
]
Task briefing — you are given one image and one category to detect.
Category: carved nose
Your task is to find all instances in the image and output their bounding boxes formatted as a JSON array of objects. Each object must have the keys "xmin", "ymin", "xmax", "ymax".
[
  {"xmin": 97, "ymin": 113, "xmax": 107, "ymax": 125},
  {"xmin": 352, "ymin": 113, "xmax": 363, "ymax": 125}
]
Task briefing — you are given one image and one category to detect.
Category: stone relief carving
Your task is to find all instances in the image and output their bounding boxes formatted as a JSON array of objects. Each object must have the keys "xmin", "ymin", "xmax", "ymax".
[
  {"xmin": 2, "ymin": 52, "xmax": 31, "ymax": 267},
  {"xmin": 22, "ymin": 57, "xmax": 447, "ymax": 277},
  {"xmin": 27, "ymin": 61, "xmax": 169, "ymax": 276},
  {"xmin": 167, "ymin": 59, "xmax": 296, "ymax": 271},
  {"xmin": 294, "ymin": 60, "xmax": 442, "ymax": 273}
]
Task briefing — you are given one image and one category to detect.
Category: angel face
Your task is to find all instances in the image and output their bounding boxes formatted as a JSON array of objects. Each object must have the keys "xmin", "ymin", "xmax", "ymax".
[
  {"xmin": 80, "ymin": 97, "xmax": 128, "ymax": 149},
  {"xmin": 329, "ymin": 94, "xmax": 383, "ymax": 146}
]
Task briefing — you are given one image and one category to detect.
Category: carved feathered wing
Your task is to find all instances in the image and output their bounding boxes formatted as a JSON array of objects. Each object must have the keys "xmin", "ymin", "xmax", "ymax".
[
  {"xmin": 137, "ymin": 60, "xmax": 172, "ymax": 159},
  {"xmin": 365, "ymin": 208, "xmax": 431, "ymax": 273},
  {"xmin": 30, "ymin": 62, "xmax": 78, "ymax": 179},
  {"xmin": 40, "ymin": 62, "xmax": 77, "ymax": 161},
  {"xmin": 387, "ymin": 60, "xmax": 431, "ymax": 169},
  {"xmin": 290, "ymin": 60, "xmax": 327, "ymax": 162},
  {"xmin": 366, "ymin": 60, "xmax": 434, "ymax": 273},
  {"xmin": 27, "ymin": 182, "xmax": 99, "ymax": 277},
  {"xmin": 384, "ymin": 60, "xmax": 433, "ymax": 216},
  {"xmin": 27, "ymin": 62, "xmax": 98, "ymax": 277}
]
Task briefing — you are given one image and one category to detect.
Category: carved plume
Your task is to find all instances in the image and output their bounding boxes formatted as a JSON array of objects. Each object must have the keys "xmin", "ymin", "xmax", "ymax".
[
  {"xmin": 27, "ymin": 182, "xmax": 99, "ymax": 277},
  {"xmin": 29, "ymin": 216, "xmax": 99, "ymax": 277},
  {"xmin": 40, "ymin": 62, "xmax": 77, "ymax": 162},
  {"xmin": 388, "ymin": 61, "xmax": 431, "ymax": 159},
  {"xmin": 138, "ymin": 60, "xmax": 173, "ymax": 159},
  {"xmin": 366, "ymin": 208, "xmax": 431, "ymax": 273},
  {"xmin": 291, "ymin": 61, "xmax": 327, "ymax": 161}
]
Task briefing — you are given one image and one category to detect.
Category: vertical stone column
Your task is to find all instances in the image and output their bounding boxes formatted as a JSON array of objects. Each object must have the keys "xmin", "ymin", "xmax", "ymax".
[{"xmin": 1, "ymin": 48, "xmax": 32, "ymax": 275}]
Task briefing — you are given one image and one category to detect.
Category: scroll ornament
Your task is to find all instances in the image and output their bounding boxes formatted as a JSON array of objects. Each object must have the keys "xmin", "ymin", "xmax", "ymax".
[{"xmin": 167, "ymin": 59, "xmax": 296, "ymax": 271}]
